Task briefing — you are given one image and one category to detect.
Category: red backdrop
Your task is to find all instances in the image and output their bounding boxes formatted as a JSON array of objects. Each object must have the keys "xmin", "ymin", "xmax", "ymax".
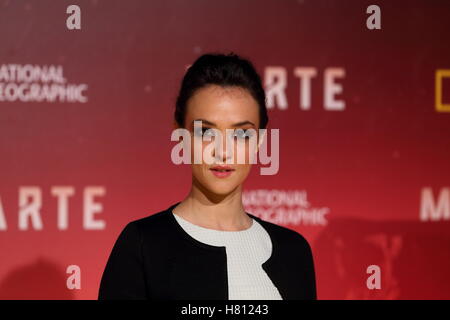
[{"xmin": 0, "ymin": 0, "xmax": 449, "ymax": 299}]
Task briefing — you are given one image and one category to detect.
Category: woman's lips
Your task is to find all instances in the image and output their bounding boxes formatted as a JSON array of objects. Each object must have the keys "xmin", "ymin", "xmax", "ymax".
[{"xmin": 209, "ymin": 168, "xmax": 235, "ymax": 178}]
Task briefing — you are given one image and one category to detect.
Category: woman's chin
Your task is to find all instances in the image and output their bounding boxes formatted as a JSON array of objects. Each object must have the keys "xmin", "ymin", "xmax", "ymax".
[{"xmin": 202, "ymin": 183, "xmax": 239, "ymax": 198}]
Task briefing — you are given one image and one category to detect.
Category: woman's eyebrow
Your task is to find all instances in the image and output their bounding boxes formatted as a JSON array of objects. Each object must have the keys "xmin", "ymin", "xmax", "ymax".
[
  {"xmin": 192, "ymin": 119, "xmax": 216, "ymax": 126},
  {"xmin": 192, "ymin": 119, "xmax": 255, "ymax": 127},
  {"xmin": 232, "ymin": 120, "xmax": 255, "ymax": 127}
]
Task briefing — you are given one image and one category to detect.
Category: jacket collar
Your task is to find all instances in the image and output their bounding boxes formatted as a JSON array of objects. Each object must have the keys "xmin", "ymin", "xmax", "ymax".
[{"xmin": 165, "ymin": 201, "xmax": 280, "ymax": 267}]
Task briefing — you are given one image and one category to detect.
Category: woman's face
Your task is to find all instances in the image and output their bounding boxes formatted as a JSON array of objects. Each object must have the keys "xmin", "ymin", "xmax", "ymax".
[{"xmin": 183, "ymin": 84, "xmax": 262, "ymax": 197}]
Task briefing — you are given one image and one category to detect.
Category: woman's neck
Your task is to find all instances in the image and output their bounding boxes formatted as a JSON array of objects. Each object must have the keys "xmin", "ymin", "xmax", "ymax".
[{"xmin": 172, "ymin": 184, "xmax": 252, "ymax": 231}]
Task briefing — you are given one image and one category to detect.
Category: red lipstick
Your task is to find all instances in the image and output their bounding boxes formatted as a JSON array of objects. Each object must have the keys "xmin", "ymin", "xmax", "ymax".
[{"xmin": 209, "ymin": 165, "xmax": 235, "ymax": 178}]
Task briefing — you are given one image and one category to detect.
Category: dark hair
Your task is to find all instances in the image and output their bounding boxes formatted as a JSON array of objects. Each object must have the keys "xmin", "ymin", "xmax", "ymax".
[{"xmin": 175, "ymin": 52, "xmax": 268, "ymax": 129}]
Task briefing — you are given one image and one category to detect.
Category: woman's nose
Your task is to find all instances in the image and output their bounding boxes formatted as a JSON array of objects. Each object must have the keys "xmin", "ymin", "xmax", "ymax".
[{"xmin": 212, "ymin": 130, "xmax": 234, "ymax": 163}]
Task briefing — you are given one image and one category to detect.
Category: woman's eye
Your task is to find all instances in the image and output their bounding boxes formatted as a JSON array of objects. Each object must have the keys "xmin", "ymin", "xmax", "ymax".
[
  {"xmin": 233, "ymin": 129, "xmax": 253, "ymax": 140},
  {"xmin": 194, "ymin": 127, "xmax": 215, "ymax": 137}
]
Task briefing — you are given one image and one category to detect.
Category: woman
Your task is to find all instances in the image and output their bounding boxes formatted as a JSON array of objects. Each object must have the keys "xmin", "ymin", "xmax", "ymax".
[{"xmin": 98, "ymin": 52, "xmax": 317, "ymax": 300}]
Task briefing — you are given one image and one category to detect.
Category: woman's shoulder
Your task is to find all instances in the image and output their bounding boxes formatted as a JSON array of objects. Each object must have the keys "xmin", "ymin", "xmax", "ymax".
[
  {"xmin": 125, "ymin": 204, "xmax": 175, "ymax": 236},
  {"xmin": 250, "ymin": 214, "xmax": 313, "ymax": 252}
]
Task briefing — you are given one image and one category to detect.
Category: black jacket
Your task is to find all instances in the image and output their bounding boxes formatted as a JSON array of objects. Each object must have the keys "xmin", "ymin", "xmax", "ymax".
[{"xmin": 98, "ymin": 202, "xmax": 317, "ymax": 300}]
